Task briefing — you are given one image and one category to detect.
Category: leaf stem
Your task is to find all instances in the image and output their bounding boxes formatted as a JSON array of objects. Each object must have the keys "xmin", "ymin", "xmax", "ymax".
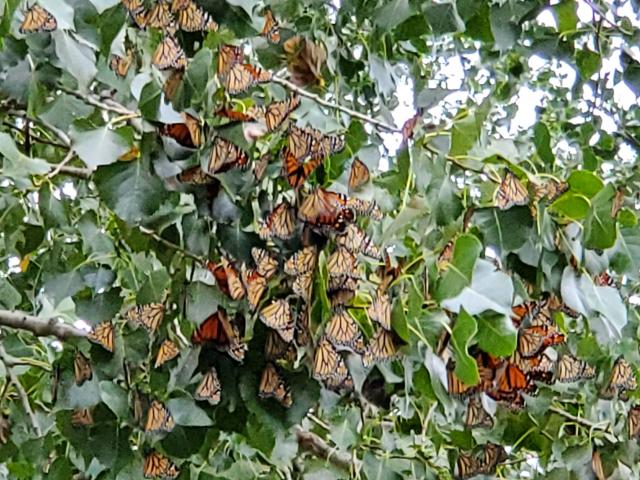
[
  {"xmin": 0, "ymin": 344, "xmax": 41, "ymax": 436},
  {"xmin": 138, "ymin": 226, "xmax": 205, "ymax": 263}
]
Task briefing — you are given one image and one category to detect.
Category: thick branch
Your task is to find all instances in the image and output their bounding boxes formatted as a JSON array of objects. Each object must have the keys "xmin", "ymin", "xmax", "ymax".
[
  {"xmin": 0, "ymin": 310, "xmax": 87, "ymax": 340},
  {"xmin": 139, "ymin": 226, "xmax": 205, "ymax": 263},
  {"xmin": 294, "ymin": 426, "xmax": 353, "ymax": 471},
  {"xmin": 0, "ymin": 344, "xmax": 41, "ymax": 436},
  {"xmin": 271, "ymin": 76, "xmax": 400, "ymax": 133}
]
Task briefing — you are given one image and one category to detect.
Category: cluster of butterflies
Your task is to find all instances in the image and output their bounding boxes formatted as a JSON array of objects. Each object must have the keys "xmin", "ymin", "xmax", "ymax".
[{"xmin": 494, "ymin": 169, "xmax": 568, "ymax": 212}]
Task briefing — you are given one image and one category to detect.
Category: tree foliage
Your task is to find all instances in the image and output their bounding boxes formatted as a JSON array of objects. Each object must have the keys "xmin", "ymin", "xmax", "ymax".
[{"xmin": 0, "ymin": 0, "xmax": 640, "ymax": 478}]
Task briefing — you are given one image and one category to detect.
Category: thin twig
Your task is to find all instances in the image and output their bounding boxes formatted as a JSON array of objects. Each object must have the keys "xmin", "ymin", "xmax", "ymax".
[
  {"xmin": 271, "ymin": 76, "xmax": 400, "ymax": 133},
  {"xmin": 548, "ymin": 405, "xmax": 616, "ymax": 442},
  {"xmin": 0, "ymin": 310, "xmax": 88, "ymax": 340},
  {"xmin": 56, "ymin": 86, "xmax": 138, "ymax": 117},
  {"xmin": 0, "ymin": 344, "xmax": 41, "ymax": 436},
  {"xmin": 47, "ymin": 149, "xmax": 77, "ymax": 179},
  {"xmin": 6, "ymin": 109, "xmax": 71, "ymax": 146},
  {"xmin": 138, "ymin": 226, "xmax": 205, "ymax": 263},
  {"xmin": 2, "ymin": 122, "xmax": 68, "ymax": 149},
  {"xmin": 583, "ymin": 0, "xmax": 632, "ymax": 35},
  {"xmin": 56, "ymin": 165, "xmax": 93, "ymax": 179},
  {"xmin": 294, "ymin": 426, "xmax": 354, "ymax": 471}
]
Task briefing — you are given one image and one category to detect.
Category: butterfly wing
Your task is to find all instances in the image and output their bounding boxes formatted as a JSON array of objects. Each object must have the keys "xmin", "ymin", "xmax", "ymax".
[
  {"xmin": 195, "ymin": 368, "xmax": 221, "ymax": 405},
  {"xmin": 20, "ymin": 5, "xmax": 57, "ymax": 33},
  {"xmin": 259, "ymin": 363, "xmax": 292, "ymax": 407},
  {"xmin": 88, "ymin": 322, "xmax": 115, "ymax": 352},
  {"xmin": 348, "ymin": 159, "xmax": 370, "ymax": 191},
  {"xmin": 74, "ymin": 351, "xmax": 93, "ymax": 386},
  {"xmin": 152, "ymin": 36, "xmax": 186, "ymax": 70},
  {"xmin": 325, "ymin": 308, "xmax": 365, "ymax": 353},
  {"xmin": 495, "ymin": 170, "xmax": 529, "ymax": 210},
  {"xmin": 154, "ymin": 340, "xmax": 180, "ymax": 368}
]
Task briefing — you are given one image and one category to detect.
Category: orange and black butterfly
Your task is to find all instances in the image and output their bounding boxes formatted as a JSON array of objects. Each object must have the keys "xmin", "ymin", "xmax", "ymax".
[
  {"xmin": 20, "ymin": 5, "xmax": 57, "ymax": 33},
  {"xmin": 126, "ymin": 303, "xmax": 165, "ymax": 333},
  {"xmin": 602, "ymin": 357, "xmax": 637, "ymax": 398},
  {"xmin": 177, "ymin": 166, "xmax": 216, "ymax": 185},
  {"xmin": 446, "ymin": 359, "xmax": 483, "ymax": 397},
  {"xmin": 456, "ymin": 451, "xmax": 482, "ymax": 479},
  {"xmin": 348, "ymin": 158, "xmax": 370, "ymax": 191},
  {"xmin": 152, "ymin": 35, "xmax": 187, "ymax": 70},
  {"xmin": 292, "ymin": 272, "xmax": 313, "ymax": 302},
  {"xmin": 145, "ymin": 400, "xmax": 175, "ymax": 433},
  {"xmin": 265, "ymin": 329, "xmax": 296, "ymax": 363},
  {"xmin": 207, "ymin": 136, "xmax": 249, "ymax": 174},
  {"xmin": 155, "ymin": 340, "xmax": 180, "ymax": 368},
  {"xmin": 513, "ymin": 350, "xmax": 554, "ymax": 384},
  {"xmin": 263, "ymin": 95, "xmax": 300, "ymax": 131},
  {"xmin": 495, "ymin": 170, "xmax": 529, "ymax": 210},
  {"xmin": 517, "ymin": 323, "xmax": 564, "ymax": 358},
  {"xmin": 71, "ymin": 408, "xmax": 94, "ymax": 427},
  {"xmin": 157, "ymin": 112, "xmax": 202, "ymax": 149},
  {"xmin": 88, "ymin": 322, "xmax": 115, "ymax": 352},
  {"xmin": 74, "ymin": 351, "xmax": 93, "ymax": 386},
  {"xmin": 220, "ymin": 256, "xmax": 245, "ymax": 300},
  {"xmin": 259, "ymin": 362, "xmax": 292, "ymax": 407},
  {"xmin": 110, "ymin": 50, "xmax": 134, "ymax": 78},
  {"xmin": 284, "ymin": 246, "xmax": 317, "ymax": 276},
  {"xmin": 436, "ymin": 240, "xmax": 454, "ymax": 271},
  {"xmin": 205, "ymin": 260, "xmax": 231, "ymax": 298},
  {"xmin": 217, "ymin": 44, "xmax": 244, "ymax": 79},
  {"xmin": 258, "ymin": 201, "xmax": 296, "ymax": 240},
  {"xmin": 259, "ymin": 299, "xmax": 295, "ymax": 342},
  {"xmin": 336, "ymin": 224, "xmax": 381, "ymax": 259},
  {"xmin": 555, "ymin": 354, "xmax": 595, "ymax": 383},
  {"xmin": 400, "ymin": 109, "xmax": 423, "ymax": 143},
  {"xmin": 367, "ymin": 293, "xmax": 391, "ymax": 330},
  {"xmin": 464, "ymin": 397, "xmax": 493, "ymax": 429},
  {"xmin": 144, "ymin": 2, "xmax": 175, "ymax": 30},
  {"xmin": 195, "ymin": 367, "xmax": 221, "ymax": 405},
  {"xmin": 532, "ymin": 177, "xmax": 568, "ymax": 204},
  {"xmin": 260, "ymin": 8, "xmax": 280, "ymax": 43},
  {"xmin": 251, "ymin": 247, "xmax": 278, "ymax": 279},
  {"xmin": 313, "ymin": 337, "xmax": 351, "ymax": 390},
  {"xmin": 629, "ymin": 406, "xmax": 640, "ymax": 439},
  {"xmin": 241, "ymin": 266, "xmax": 267, "ymax": 310},
  {"xmin": 282, "ymin": 149, "xmax": 324, "ymax": 189},
  {"xmin": 175, "ymin": 0, "xmax": 217, "ymax": 31},
  {"xmin": 298, "ymin": 188, "xmax": 354, "ymax": 232},
  {"xmin": 346, "ymin": 197, "xmax": 383, "ymax": 221},
  {"xmin": 363, "ymin": 327, "xmax": 399, "ymax": 367},
  {"xmin": 327, "ymin": 247, "xmax": 359, "ymax": 278},
  {"xmin": 191, "ymin": 309, "xmax": 247, "ymax": 362},
  {"xmin": 295, "ymin": 305, "xmax": 311, "ymax": 347},
  {"xmin": 325, "ymin": 307, "xmax": 365, "ymax": 353},
  {"xmin": 223, "ymin": 63, "xmax": 271, "ymax": 94},
  {"xmin": 143, "ymin": 450, "xmax": 180, "ymax": 478},
  {"xmin": 122, "ymin": 0, "xmax": 147, "ymax": 28},
  {"xmin": 481, "ymin": 443, "xmax": 508, "ymax": 474},
  {"xmin": 487, "ymin": 363, "xmax": 533, "ymax": 408}
]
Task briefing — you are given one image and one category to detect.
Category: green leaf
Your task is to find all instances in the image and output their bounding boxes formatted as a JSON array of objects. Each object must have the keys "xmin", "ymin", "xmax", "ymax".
[
  {"xmin": 533, "ymin": 122, "xmax": 554, "ymax": 164},
  {"xmin": 375, "ymin": 0, "xmax": 413, "ymax": 30},
  {"xmin": 185, "ymin": 282, "xmax": 224, "ymax": 325},
  {"xmin": 567, "ymin": 170, "xmax": 604, "ymax": 198},
  {"xmin": 475, "ymin": 312, "xmax": 517, "ymax": 357},
  {"xmin": 473, "ymin": 207, "xmax": 533, "ymax": 253},
  {"xmin": 449, "ymin": 105, "xmax": 489, "ymax": 156},
  {"xmin": 434, "ymin": 233, "xmax": 482, "ymax": 301},
  {"xmin": 94, "ymin": 159, "xmax": 168, "ymax": 224},
  {"xmin": 166, "ymin": 397, "xmax": 213, "ymax": 426},
  {"xmin": 610, "ymin": 226, "xmax": 640, "ymax": 281},
  {"xmin": 137, "ymin": 268, "xmax": 171, "ymax": 304},
  {"xmin": 548, "ymin": 193, "xmax": 590, "ymax": 220},
  {"xmin": 52, "ymin": 31, "xmax": 97, "ymax": 89},
  {"xmin": 0, "ymin": 278, "xmax": 21, "ymax": 310},
  {"xmin": 576, "ymin": 49, "xmax": 601, "ymax": 79},
  {"xmin": 584, "ymin": 184, "xmax": 617, "ymax": 250},
  {"xmin": 87, "ymin": 0, "xmax": 119, "ymax": 14},
  {"xmin": 618, "ymin": 208, "xmax": 637, "ymax": 228},
  {"xmin": 553, "ymin": 0, "xmax": 578, "ymax": 34},
  {"xmin": 424, "ymin": 3, "xmax": 464, "ymax": 34},
  {"xmin": 450, "ymin": 309, "xmax": 479, "ymax": 386},
  {"xmin": 69, "ymin": 125, "xmax": 129, "ymax": 169},
  {"xmin": 0, "ymin": 132, "xmax": 50, "ymax": 186},
  {"xmin": 99, "ymin": 381, "xmax": 129, "ymax": 418},
  {"xmin": 43, "ymin": 271, "xmax": 84, "ymax": 306}
]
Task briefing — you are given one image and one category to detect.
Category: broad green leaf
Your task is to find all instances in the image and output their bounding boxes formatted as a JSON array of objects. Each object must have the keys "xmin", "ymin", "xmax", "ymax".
[
  {"xmin": 69, "ymin": 125, "xmax": 129, "ymax": 169},
  {"xmin": 374, "ymin": 0, "xmax": 413, "ymax": 29},
  {"xmin": 185, "ymin": 282, "xmax": 224, "ymax": 325},
  {"xmin": 449, "ymin": 105, "xmax": 489, "ymax": 156},
  {"xmin": 553, "ymin": 0, "xmax": 578, "ymax": 33},
  {"xmin": 548, "ymin": 193, "xmax": 590, "ymax": 220},
  {"xmin": 434, "ymin": 233, "xmax": 482, "ymax": 301},
  {"xmin": 610, "ymin": 227, "xmax": 640, "ymax": 281},
  {"xmin": 475, "ymin": 312, "xmax": 517, "ymax": 357},
  {"xmin": 166, "ymin": 397, "xmax": 213, "ymax": 426},
  {"xmin": 473, "ymin": 207, "xmax": 533, "ymax": 253},
  {"xmin": 0, "ymin": 278, "xmax": 21, "ymax": 310},
  {"xmin": 52, "ymin": 31, "xmax": 97, "ymax": 88},
  {"xmin": 567, "ymin": 170, "xmax": 604, "ymax": 198},
  {"xmin": 137, "ymin": 268, "xmax": 171, "ymax": 304},
  {"xmin": 618, "ymin": 208, "xmax": 637, "ymax": 228},
  {"xmin": 0, "ymin": 132, "xmax": 50, "ymax": 186},
  {"xmin": 99, "ymin": 381, "xmax": 129, "ymax": 418},
  {"xmin": 450, "ymin": 309, "xmax": 479, "ymax": 386},
  {"xmin": 534, "ymin": 122, "xmax": 554, "ymax": 164},
  {"xmin": 425, "ymin": 3, "xmax": 464, "ymax": 34},
  {"xmin": 584, "ymin": 184, "xmax": 617, "ymax": 249}
]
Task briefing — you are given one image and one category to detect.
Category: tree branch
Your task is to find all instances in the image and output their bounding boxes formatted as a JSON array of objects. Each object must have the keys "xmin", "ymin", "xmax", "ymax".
[
  {"xmin": 56, "ymin": 86, "xmax": 138, "ymax": 117},
  {"xmin": 2, "ymin": 122, "xmax": 68, "ymax": 149},
  {"xmin": 271, "ymin": 76, "xmax": 400, "ymax": 133},
  {"xmin": 0, "ymin": 344, "xmax": 41, "ymax": 437},
  {"xmin": 294, "ymin": 426, "xmax": 354, "ymax": 471},
  {"xmin": 0, "ymin": 310, "xmax": 88, "ymax": 340},
  {"xmin": 6, "ymin": 109, "xmax": 71, "ymax": 146},
  {"xmin": 138, "ymin": 226, "xmax": 206, "ymax": 263},
  {"xmin": 55, "ymin": 165, "xmax": 93, "ymax": 179},
  {"xmin": 549, "ymin": 405, "xmax": 616, "ymax": 443},
  {"xmin": 47, "ymin": 149, "xmax": 77, "ymax": 179}
]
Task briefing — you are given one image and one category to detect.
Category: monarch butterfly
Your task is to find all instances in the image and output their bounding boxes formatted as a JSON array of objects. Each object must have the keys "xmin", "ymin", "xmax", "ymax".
[
  {"xmin": 481, "ymin": 443, "xmax": 508, "ymax": 474},
  {"xmin": 253, "ymin": 154, "xmax": 270, "ymax": 180},
  {"xmin": 312, "ymin": 337, "xmax": 341, "ymax": 380},
  {"xmin": 532, "ymin": 178, "xmax": 568, "ymax": 204},
  {"xmin": 217, "ymin": 44, "xmax": 244, "ymax": 79},
  {"xmin": 71, "ymin": 408, "xmax": 94, "ymax": 427},
  {"xmin": 363, "ymin": 327, "xmax": 398, "ymax": 367},
  {"xmin": 346, "ymin": 197, "xmax": 383, "ymax": 221},
  {"xmin": 436, "ymin": 240, "xmax": 454, "ymax": 271},
  {"xmin": 335, "ymin": 224, "xmax": 381, "ymax": 260},
  {"xmin": 292, "ymin": 272, "xmax": 312, "ymax": 302},
  {"xmin": 447, "ymin": 360, "xmax": 477, "ymax": 397},
  {"xmin": 171, "ymin": 0, "xmax": 190, "ymax": 10},
  {"xmin": 603, "ymin": 357, "xmax": 637, "ymax": 398},
  {"xmin": 163, "ymin": 69, "xmax": 184, "ymax": 101},
  {"xmin": 510, "ymin": 299, "xmax": 540, "ymax": 327},
  {"xmin": 110, "ymin": 50, "xmax": 134, "ymax": 78},
  {"xmin": 295, "ymin": 306, "xmax": 311, "ymax": 347},
  {"xmin": 207, "ymin": 136, "xmax": 249, "ymax": 174},
  {"xmin": 325, "ymin": 307, "xmax": 365, "ymax": 353},
  {"xmin": 216, "ymin": 105, "xmax": 258, "ymax": 122},
  {"xmin": 456, "ymin": 451, "xmax": 482, "ymax": 479},
  {"xmin": 494, "ymin": 170, "xmax": 529, "ymax": 210},
  {"xmin": 323, "ymin": 359, "xmax": 354, "ymax": 392},
  {"xmin": 282, "ymin": 146, "xmax": 324, "ymax": 189},
  {"xmin": 518, "ymin": 324, "xmax": 564, "ymax": 358},
  {"xmin": 144, "ymin": 2, "xmax": 174, "ymax": 30},
  {"xmin": 401, "ymin": 110, "xmax": 423, "ymax": 143},
  {"xmin": 74, "ymin": 351, "xmax": 92, "ymax": 386},
  {"xmin": 195, "ymin": 368, "xmax": 221, "ymax": 405},
  {"xmin": 464, "ymin": 397, "xmax": 493, "ymax": 429},
  {"xmin": 347, "ymin": 158, "xmax": 370, "ymax": 191},
  {"xmin": 329, "ymin": 288, "xmax": 356, "ymax": 308},
  {"xmin": 220, "ymin": 257, "xmax": 245, "ymax": 300},
  {"xmin": 327, "ymin": 247, "xmax": 359, "ymax": 278},
  {"xmin": 283, "ymin": 35, "xmax": 326, "ymax": 88},
  {"xmin": 629, "ymin": 406, "xmax": 640, "ymax": 439},
  {"xmin": 328, "ymin": 274, "xmax": 359, "ymax": 293},
  {"xmin": 152, "ymin": 35, "xmax": 187, "ymax": 70},
  {"xmin": 19, "ymin": 5, "xmax": 57, "ymax": 33},
  {"xmin": 265, "ymin": 329, "xmax": 296, "ymax": 362},
  {"xmin": 251, "ymin": 247, "xmax": 278, "ymax": 279},
  {"xmin": 284, "ymin": 246, "xmax": 317, "ymax": 276},
  {"xmin": 259, "ymin": 362, "xmax": 292, "ymax": 407},
  {"xmin": 555, "ymin": 354, "xmax": 595, "ymax": 383},
  {"xmin": 258, "ymin": 201, "xmax": 296, "ymax": 240},
  {"xmin": 223, "ymin": 63, "xmax": 272, "ymax": 94},
  {"xmin": 298, "ymin": 188, "xmax": 354, "ymax": 232},
  {"xmin": 177, "ymin": 166, "xmax": 215, "ymax": 185},
  {"xmin": 122, "ymin": 0, "xmax": 147, "ymax": 28},
  {"xmin": 260, "ymin": 8, "xmax": 280, "ymax": 43},
  {"xmin": 191, "ymin": 309, "xmax": 247, "ymax": 362},
  {"xmin": 487, "ymin": 363, "xmax": 533, "ymax": 407},
  {"xmin": 367, "ymin": 293, "xmax": 391, "ymax": 330},
  {"xmin": 88, "ymin": 322, "xmax": 115, "ymax": 352},
  {"xmin": 158, "ymin": 112, "xmax": 202, "ymax": 149},
  {"xmin": 513, "ymin": 351, "xmax": 554, "ymax": 384},
  {"xmin": 154, "ymin": 340, "xmax": 180, "ymax": 368},
  {"xmin": 241, "ymin": 266, "xmax": 267, "ymax": 310},
  {"xmin": 264, "ymin": 95, "xmax": 300, "ymax": 131},
  {"xmin": 175, "ymin": 1, "xmax": 217, "ymax": 31},
  {"xmin": 594, "ymin": 271, "xmax": 616, "ymax": 287},
  {"xmin": 145, "ymin": 400, "xmax": 175, "ymax": 433},
  {"xmin": 259, "ymin": 299, "xmax": 294, "ymax": 342},
  {"xmin": 143, "ymin": 450, "xmax": 180, "ymax": 478},
  {"xmin": 126, "ymin": 303, "xmax": 165, "ymax": 333}
]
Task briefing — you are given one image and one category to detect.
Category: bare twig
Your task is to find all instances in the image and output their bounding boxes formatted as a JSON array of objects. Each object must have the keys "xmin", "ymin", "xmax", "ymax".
[
  {"xmin": 271, "ymin": 76, "xmax": 400, "ymax": 133},
  {"xmin": 2, "ymin": 122, "xmax": 68, "ymax": 149},
  {"xmin": 549, "ymin": 405, "xmax": 616, "ymax": 442},
  {"xmin": 55, "ymin": 165, "xmax": 93, "ymax": 179},
  {"xmin": 294, "ymin": 426, "xmax": 354, "ymax": 471},
  {"xmin": 47, "ymin": 149, "xmax": 77, "ymax": 179},
  {"xmin": 0, "ymin": 344, "xmax": 41, "ymax": 436},
  {"xmin": 6, "ymin": 109, "xmax": 71, "ymax": 146},
  {"xmin": 56, "ymin": 86, "xmax": 138, "ymax": 117},
  {"xmin": 138, "ymin": 226, "xmax": 205, "ymax": 263},
  {"xmin": 583, "ymin": 0, "xmax": 632, "ymax": 35},
  {"xmin": 0, "ymin": 310, "xmax": 88, "ymax": 340}
]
